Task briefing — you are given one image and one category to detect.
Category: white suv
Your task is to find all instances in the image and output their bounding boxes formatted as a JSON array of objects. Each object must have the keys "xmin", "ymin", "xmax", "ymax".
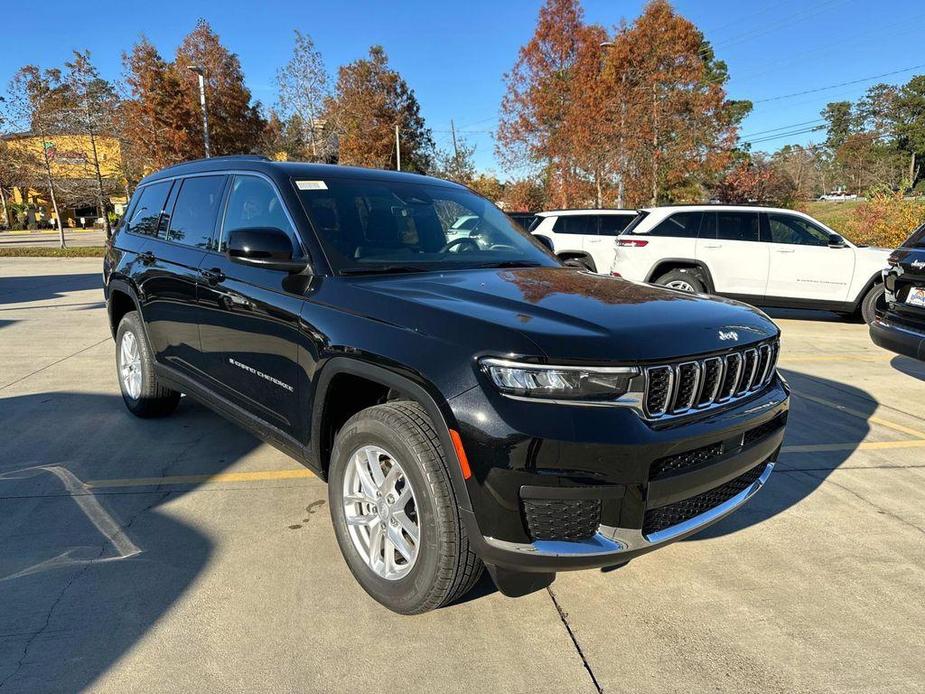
[
  {"xmin": 531, "ymin": 209, "xmax": 637, "ymax": 273},
  {"xmin": 610, "ymin": 205, "xmax": 890, "ymax": 323}
]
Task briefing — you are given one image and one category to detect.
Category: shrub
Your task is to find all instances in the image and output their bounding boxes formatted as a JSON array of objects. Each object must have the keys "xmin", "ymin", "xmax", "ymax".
[{"xmin": 843, "ymin": 191, "xmax": 925, "ymax": 248}]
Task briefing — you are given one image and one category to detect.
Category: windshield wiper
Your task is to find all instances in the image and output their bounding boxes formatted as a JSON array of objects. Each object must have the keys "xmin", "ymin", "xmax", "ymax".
[
  {"xmin": 340, "ymin": 265, "xmax": 430, "ymax": 276},
  {"xmin": 476, "ymin": 260, "xmax": 543, "ymax": 269}
]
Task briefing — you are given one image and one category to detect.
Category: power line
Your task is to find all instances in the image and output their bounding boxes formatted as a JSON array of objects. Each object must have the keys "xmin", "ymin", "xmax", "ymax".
[
  {"xmin": 752, "ymin": 63, "xmax": 925, "ymax": 104},
  {"xmin": 742, "ymin": 125, "xmax": 827, "ymax": 146},
  {"xmin": 740, "ymin": 118, "xmax": 825, "ymax": 138},
  {"xmin": 713, "ymin": 0, "xmax": 852, "ymax": 49}
]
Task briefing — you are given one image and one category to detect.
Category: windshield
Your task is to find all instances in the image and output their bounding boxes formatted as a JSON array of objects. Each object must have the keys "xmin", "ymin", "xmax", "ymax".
[
  {"xmin": 906, "ymin": 223, "xmax": 925, "ymax": 249},
  {"xmin": 295, "ymin": 176, "xmax": 558, "ymax": 274}
]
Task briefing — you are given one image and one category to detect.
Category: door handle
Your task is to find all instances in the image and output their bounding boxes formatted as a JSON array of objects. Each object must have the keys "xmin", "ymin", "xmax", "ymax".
[
  {"xmin": 703, "ymin": 244, "xmax": 723, "ymax": 249},
  {"xmin": 200, "ymin": 267, "xmax": 225, "ymax": 284},
  {"xmin": 775, "ymin": 249, "xmax": 796, "ymax": 254},
  {"xmin": 139, "ymin": 250, "xmax": 156, "ymax": 265}
]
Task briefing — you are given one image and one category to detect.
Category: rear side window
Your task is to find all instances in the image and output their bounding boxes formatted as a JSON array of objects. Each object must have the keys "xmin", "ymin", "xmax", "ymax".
[
  {"xmin": 906, "ymin": 224, "xmax": 925, "ymax": 248},
  {"xmin": 766, "ymin": 213, "xmax": 829, "ymax": 247},
  {"xmin": 648, "ymin": 211, "xmax": 703, "ymax": 238},
  {"xmin": 553, "ymin": 215, "xmax": 597, "ymax": 235},
  {"xmin": 125, "ymin": 181, "xmax": 172, "ymax": 236},
  {"xmin": 167, "ymin": 176, "xmax": 227, "ymax": 250},
  {"xmin": 712, "ymin": 211, "xmax": 760, "ymax": 242},
  {"xmin": 598, "ymin": 215, "xmax": 634, "ymax": 236}
]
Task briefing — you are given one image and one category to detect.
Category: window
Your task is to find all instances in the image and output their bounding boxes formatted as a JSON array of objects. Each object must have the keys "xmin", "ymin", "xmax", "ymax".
[
  {"xmin": 553, "ymin": 215, "xmax": 597, "ymax": 235},
  {"xmin": 598, "ymin": 215, "xmax": 635, "ymax": 236},
  {"xmin": 166, "ymin": 176, "xmax": 227, "ymax": 250},
  {"xmin": 766, "ymin": 213, "xmax": 830, "ymax": 246},
  {"xmin": 125, "ymin": 181, "xmax": 171, "ymax": 236},
  {"xmin": 294, "ymin": 176, "xmax": 556, "ymax": 273},
  {"xmin": 222, "ymin": 176, "xmax": 297, "ymax": 251},
  {"xmin": 907, "ymin": 224, "xmax": 925, "ymax": 248},
  {"xmin": 713, "ymin": 211, "xmax": 760, "ymax": 242},
  {"xmin": 648, "ymin": 211, "xmax": 703, "ymax": 238}
]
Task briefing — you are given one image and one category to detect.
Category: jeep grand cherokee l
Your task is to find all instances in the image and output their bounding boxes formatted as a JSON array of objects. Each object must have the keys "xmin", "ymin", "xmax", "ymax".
[
  {"xmin": 103, "ymin": 157, "xmax": 790, "ymax": 614},
  {"xmin": 871, "ymin": 223, "xmax": 925, "ymax": 360}
]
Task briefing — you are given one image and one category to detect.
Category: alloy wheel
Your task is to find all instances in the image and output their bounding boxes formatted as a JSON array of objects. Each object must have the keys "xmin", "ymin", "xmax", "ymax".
[
  {"xmin": 342, "ymin": 445, "xmax": 420, "ymax": 580},
  {"xmin": 119, "ymin": 331, "xmax": 142, "ymax": 400}
]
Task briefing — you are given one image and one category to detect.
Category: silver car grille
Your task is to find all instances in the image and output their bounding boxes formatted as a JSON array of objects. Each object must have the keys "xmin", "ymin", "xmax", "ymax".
[{"xmin": 643, "ymin": 340, "xmax": 779, "ymax": 418}]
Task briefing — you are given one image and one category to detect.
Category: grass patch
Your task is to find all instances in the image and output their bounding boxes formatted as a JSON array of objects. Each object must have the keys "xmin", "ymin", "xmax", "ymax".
[
  {"xmin": 0, "ymin": 246, "xmax": 105, "ymax": 258},
  {"xmin": 801, "ymin": 200, "xmax": 866, "ymax": 236}
]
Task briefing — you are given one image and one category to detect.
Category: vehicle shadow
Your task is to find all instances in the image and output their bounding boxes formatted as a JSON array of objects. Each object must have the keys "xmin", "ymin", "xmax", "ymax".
[
  {"xmin": 686, "ymin": 366, "xmax": 872, "ymax": 541},
  {"xmin": 889, "ymin": 354, "xmax": 925, "ymax": 381},
  {"xmin": 0, "ymin": 273, "xmax": 103, "ymax": 306},
  {"xmin": 0, "ymin": 391, "xmax": 262, "ymax": 691}
]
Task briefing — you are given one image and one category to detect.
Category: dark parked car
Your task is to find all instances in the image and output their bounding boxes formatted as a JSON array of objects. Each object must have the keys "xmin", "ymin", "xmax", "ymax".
[
  {"xmin": 870, "ymin": 223, "xmax": 925, "ymax": 360},
  {"xmin": 104, "ymin": 156, "xmax": 790, "ymax": 614}
]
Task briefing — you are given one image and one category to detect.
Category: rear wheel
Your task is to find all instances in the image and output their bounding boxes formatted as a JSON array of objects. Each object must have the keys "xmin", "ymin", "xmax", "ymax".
[
  {"xmin": 860, "ymin": 283, "xmax": 885, "ymax": 324},
  {"xmin": 654, "ymin": 268, "xmax": 706, "ymax": 294},
  {"xmin": 328, "ymin": 401, "xmax": 483, "ymax": 614},
  {"xmin": 115, "ymin": 311, "xmax": 180, "ymax": 417},
  {"xmin": 562, "ymin": 257, "xmax": 594, "ymax": 271}
]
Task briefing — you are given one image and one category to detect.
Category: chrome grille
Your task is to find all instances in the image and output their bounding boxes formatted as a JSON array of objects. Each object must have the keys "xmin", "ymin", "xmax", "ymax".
[{"xmin": 643, "ymin": 340, "xmax": 779, "ymax": 419}]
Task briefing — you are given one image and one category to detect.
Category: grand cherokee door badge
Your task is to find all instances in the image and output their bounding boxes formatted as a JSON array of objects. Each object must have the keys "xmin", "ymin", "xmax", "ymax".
[{"xmin": 228, "ymin": 358, "xmax": 294, "ymax": 392}]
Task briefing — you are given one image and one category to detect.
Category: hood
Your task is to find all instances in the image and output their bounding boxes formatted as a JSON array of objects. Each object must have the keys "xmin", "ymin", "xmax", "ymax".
[{"xmin": 341, "ymin": 267, "xmax": 778, "ymax": 363}]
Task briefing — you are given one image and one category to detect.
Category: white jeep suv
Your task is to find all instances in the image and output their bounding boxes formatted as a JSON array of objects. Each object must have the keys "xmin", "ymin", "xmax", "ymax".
[
  {"xmin": 531, "ymin": 209, "xmax": 637, "ymax": 272},
  {"xmin": 610, "ymin": 205, "xmax": 890, "ymax": 323}
]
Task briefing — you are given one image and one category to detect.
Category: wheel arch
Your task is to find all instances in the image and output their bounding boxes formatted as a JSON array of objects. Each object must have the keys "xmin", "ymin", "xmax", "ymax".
[
  {"xmin": 556, "ymin": 250, "xmax": 597, "ymax": 271},
  {"xmin": 106, "ymin": 279, "xmax": 145, "ymax": 339},
  {"xmin": 310, "ymin": 357, "xmax": 473, "ymax": 512},
  {"xmin": 851, "ymin": 269, "xmax": 885, "ymax": 310},
  {"xmin": 646, "ymin": 259, "xmax": 715, "ymax": 293}
]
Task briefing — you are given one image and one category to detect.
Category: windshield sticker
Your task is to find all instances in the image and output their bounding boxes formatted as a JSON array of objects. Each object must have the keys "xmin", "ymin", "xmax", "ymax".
[{"xmin": 296, "ymin": 180, "xmax": 328, "ymax": 191}]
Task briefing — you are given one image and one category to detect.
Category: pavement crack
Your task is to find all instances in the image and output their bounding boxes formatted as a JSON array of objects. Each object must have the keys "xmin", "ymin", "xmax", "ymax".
[
  {"xmin": 547, "ymin": 586, "xmax": 603, "ymax": 694},
  {"xmin": 0, "ymin": 337, "xmax": 110, "ymax": 391},
  {"xmin": 793, "ymin": 469, "xmax": 925, "ymax": 536},
  {"xmin": 0, "ymin": 545, "xmax": 105, "ymax": 691}
]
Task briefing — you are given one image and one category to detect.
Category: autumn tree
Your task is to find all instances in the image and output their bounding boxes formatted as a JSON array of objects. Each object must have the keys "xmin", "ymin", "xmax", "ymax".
[
  {"xmin": 433, "ymin": 126, "xmax": 477, "ymax": 184},
  {"xmin": 326, "ymin": 45, "xmax": 434, "ymax": 172},
  {"xmin": 5, "ymin": 66, "xmax": 68, "ymax": 244},
  {"xmin": 496, "ymin": 0, "xmax": 590, "ymax": 207},
  {"xmin": 501, "ymin": 176, "xmax": 546, "ymax": 211},
  {"xmin": 894, "ymin": 76, "xmax": 925, "ymax": 186},
  {"xmin": 176, "ymin": 20, "xmax": 265, "ymax": 158},
  {"xmin": 277, "ymin": 30, "xmax": 331, "ymax": 160},
  {"xmin": 121, "ymin": 37, "xmax": 194, "ymax": 171},
  {"xmin": 716, "ymin": 154, "xmax": 796, "ymax": 205},
  {"xmin": 62, "ymin": 50, "xmax": 120, "ymax": 235}
]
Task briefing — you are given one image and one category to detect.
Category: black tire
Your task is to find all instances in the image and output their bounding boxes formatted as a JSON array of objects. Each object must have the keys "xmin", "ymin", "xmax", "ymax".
[
  {"xmin": 562, "ymin": 256, "xmax": 594, "ymax": 271},
  {"xmin": 115, "ymin": 311, "xmax": 181, "ymax": 418},
  {"xmin": 328, "ymin": 401, "xmax": 483, "ymax": 614},
  {"xmin": 654, "ymin": 268, "xmax": 706, "ymax": 294},
  {"xmin": 860, "ymin": 283, "xmax": 885, "ymax": 325}
]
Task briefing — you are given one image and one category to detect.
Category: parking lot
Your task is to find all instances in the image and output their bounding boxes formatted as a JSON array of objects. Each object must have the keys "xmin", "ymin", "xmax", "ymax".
[{"xmin": 1, "ymin": 257, "xmax": 924, "ymax": 693}]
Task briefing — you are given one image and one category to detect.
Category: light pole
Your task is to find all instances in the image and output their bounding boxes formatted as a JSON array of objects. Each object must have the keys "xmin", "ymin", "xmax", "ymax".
[
  {"xmin": 188, "ymin": 65, "xmax": 211, "ymax": 158},
  {"xmin": 600, "ymin": 41, "xmax": 626, "ymax": 208}
]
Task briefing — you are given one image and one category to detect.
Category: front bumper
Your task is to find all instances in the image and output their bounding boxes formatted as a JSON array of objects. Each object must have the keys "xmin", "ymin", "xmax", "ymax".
[
  {"xmin": 451, "ymin": 376, "xmax": 789, "ymax": 572},
  {"xmin": 870, "ymin": 316, "xmax": 925, "ymax": 361}
]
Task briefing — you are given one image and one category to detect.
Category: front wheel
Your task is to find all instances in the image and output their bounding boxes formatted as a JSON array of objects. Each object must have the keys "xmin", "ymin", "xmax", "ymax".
[
  {"xmin": 115, "ymin": 311, "xmax": 180, "ymax": 417},
  {"xmin": 328, "ymin": 401, "xmax": 483, "ymax": 614},
  {"xmin": 860, "ymin": 283, "xmax": 885, "ymax": 325}
]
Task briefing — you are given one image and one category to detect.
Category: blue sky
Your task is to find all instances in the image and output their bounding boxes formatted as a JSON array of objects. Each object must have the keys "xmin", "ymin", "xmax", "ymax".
[{"xmin": 3, "ymin": 0, "xmax": 924, "ymax": 174}]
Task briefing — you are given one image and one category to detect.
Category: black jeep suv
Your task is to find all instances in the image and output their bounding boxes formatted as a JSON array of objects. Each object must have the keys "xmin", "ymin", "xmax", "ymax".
[
  {"xmin": 871, "ymin": 223, "xmax": 925, "ymax": 361},
  {"xmin": 104, "ymin": 156, "xmax": 789, "ymax": 614}
]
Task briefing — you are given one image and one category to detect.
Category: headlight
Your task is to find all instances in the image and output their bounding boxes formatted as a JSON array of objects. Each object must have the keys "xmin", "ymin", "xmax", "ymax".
[{"xmin": 480, "ymin": 358, "xmax": 639, "ymax": 401}]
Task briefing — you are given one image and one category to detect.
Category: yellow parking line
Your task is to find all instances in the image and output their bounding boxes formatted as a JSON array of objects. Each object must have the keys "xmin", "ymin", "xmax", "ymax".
[
  {"xmin": 793, "ymin": 391, "xmax": 925, "ymax": 439},
  {"xmin": 87, "ymin": 468, "xmax": 315, "ymax": 489},
  {"xmin": 782, "ymin": 439, "xmax": 925, "ymax": 454}
]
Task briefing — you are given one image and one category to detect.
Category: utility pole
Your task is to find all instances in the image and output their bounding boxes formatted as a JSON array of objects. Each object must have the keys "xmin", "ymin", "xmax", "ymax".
[
  {"xmin": 395, "ymin": 123, "xmax": 401, "ymax": 171},
  {"xmin": 188, "ymin": 65, "xmax": 211, "ymax": 158},
  {"xmin": 450, "ymin": 119, "xmax": 460, "ymax": 174}
]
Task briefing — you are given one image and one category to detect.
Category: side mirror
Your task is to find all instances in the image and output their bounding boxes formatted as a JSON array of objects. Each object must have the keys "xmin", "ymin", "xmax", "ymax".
[
  {"xmin": 828, "ymin": 234, "xmax": 848, "ymax": 248},
  {"xmin": 533, "ymin": 234, "xmax": 554, "ymax": 252},
  {"xmin": 227, "ymin": 227, "xmax": 308, "ymax": 273}
]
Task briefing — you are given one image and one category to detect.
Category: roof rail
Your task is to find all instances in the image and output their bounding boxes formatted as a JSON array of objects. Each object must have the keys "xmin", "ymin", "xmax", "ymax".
[{"xmin": 159, "ymin": 154, "xmax": 270, "ymax": 171}]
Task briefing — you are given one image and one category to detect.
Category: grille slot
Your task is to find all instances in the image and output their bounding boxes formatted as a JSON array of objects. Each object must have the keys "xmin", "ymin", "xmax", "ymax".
[
  {"xmin": 523, "ymin": 498, "xmax": 601, "ymax": 541},
  {"xmin": 718, "ymin": 352, "xmax": 743, "ymax": 400},
  {"xmin": 642, "ymin": 339, "xmax": 779, "ymax": 420},
  {"xmin": 645, "ymin": 366, "xmax": 673, "ymax": 416},
  {"xmin": 650, "ymin": 441, "xmax": 724, "ymax": 479},
  {"xmin": 743, "ymin": 412, "xmax": 788, "ymax": 448},
  {"xmin": 672, "ymin": 362, "xmax": 701, "ymax": 413},
  {"xmin": 643, "ymin": 463, "xmax": 767, "ymax": 536}
]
